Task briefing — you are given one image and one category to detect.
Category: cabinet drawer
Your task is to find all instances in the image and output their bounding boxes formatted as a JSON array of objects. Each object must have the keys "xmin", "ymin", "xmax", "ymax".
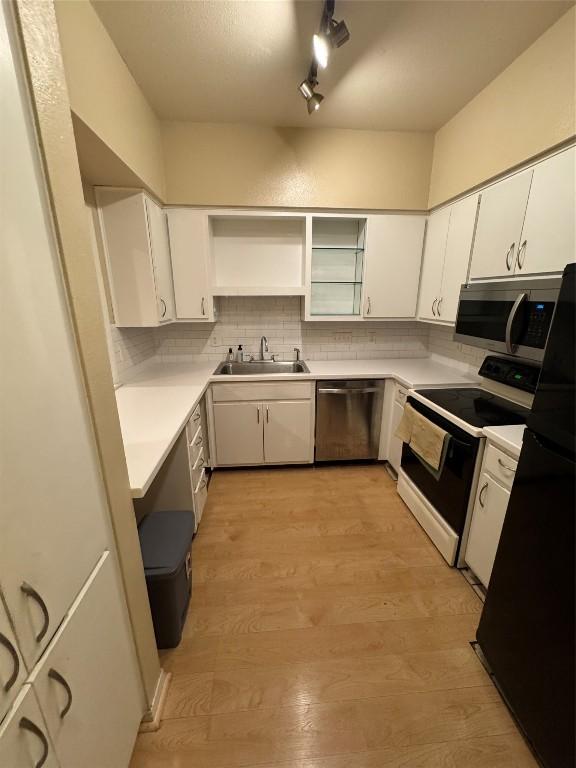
[
  {"xmin": 0, "ymin": 685, "xmax": 59, "ymax": 768},
  {"xmin": 193, "ymin": 469, "xmax": 208, "ymax": 524},
  {"xmin": 394, "ymin": 382, "xmax": 408, "ymax": 405},
  {"xmin": 0, "ymin": 598, "xmax": 26, "ymax": 724},
  {"xmin": 186, "ymin": 404, "xmax": 202, "ymax": 440},
  {"xmin": 190, "ymin": 447, "xmax": 205, "ymax": 491},
  {"xmin": 484, "ymin": 443, "xmax": 518, "ymax": 489},
  {"xmin": 188, "ymin": 424, "xmax": 204, "ymax": 462},
  {"xmin": 211, "ymin": 381, "xmax": 313, "ymax": 402}
]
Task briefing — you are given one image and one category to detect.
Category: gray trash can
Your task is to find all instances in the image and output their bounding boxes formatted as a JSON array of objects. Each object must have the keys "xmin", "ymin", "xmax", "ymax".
[{"xmin": 138, "ymin": 510, "xmax": 195, "ymax": 649}]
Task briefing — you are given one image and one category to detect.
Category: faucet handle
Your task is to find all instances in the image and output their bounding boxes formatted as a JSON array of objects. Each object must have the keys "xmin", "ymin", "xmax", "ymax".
[{"xmin": 294, "ymin": 347, "xmax": 301, "ymax": 361}]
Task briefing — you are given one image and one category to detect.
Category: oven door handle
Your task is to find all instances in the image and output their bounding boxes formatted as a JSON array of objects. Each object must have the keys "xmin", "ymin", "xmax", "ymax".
[{"xmin": 505, "ymin": 293, "xmax": 527, "ymax": 354}]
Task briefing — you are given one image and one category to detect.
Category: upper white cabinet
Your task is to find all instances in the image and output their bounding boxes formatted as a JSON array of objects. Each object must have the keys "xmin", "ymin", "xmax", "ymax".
[
  {"xmin": 470, "ymin": 147, "xmax": 575, "ymax": 280},
  {"xmin": 515, "ymin": 147, "xmax": 575, "ymax": 276},
  {"xmin": 96, "ymin": 187, "xmax": 175, "ymax": 326},
  {"xmin": 28, "ymin": 553, "xmax": 143, "ymax": 768},
  {"xmin": 363, "ymin": 215, "xmax": 426, "ymax": 319},
  {"xmin": 469, "ymin": 169, "xmax": 532, "ymax": 280},
  {"xmin": 418, "ymin": 195, "xmax": 478, "ymax": 324},
  {"xmin": 166, "ymin": 209, "xmax": 214, "ymax": 321}
]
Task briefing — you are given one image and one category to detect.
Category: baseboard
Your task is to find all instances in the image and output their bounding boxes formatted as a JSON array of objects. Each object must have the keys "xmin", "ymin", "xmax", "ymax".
[{"xmin": 139, "ymin": 668, "xmax": 171, "ymax": 732}]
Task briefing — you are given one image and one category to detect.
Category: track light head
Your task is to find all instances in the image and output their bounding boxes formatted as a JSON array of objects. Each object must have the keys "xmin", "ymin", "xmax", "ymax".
[
  {"xmin": 307, "ymin": 92, "xmax": 324, "ymax": 114},
  {"xmin": 298, "ymin": 79, "xmax": 315, "ymax": 100},
  {"xmin": 329, "ymin": 18, "xmax": 350, "ymax": 48}
]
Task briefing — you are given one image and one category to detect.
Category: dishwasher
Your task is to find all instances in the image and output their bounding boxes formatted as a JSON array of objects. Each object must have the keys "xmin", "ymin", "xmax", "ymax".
[{"xmin": 315, "ymin": 380, "xmax": 385, "ymax": 461}]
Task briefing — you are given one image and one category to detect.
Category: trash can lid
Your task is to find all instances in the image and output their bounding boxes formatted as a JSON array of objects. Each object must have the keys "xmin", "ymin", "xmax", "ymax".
[{"xmin": 138, "ymin": 510, "xmax": 195, "ymax": 578}]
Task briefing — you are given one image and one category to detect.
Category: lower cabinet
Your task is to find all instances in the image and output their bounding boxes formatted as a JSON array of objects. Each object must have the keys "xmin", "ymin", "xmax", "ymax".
[
  {"xmin": 0, "ymin": 686, "xmax": 59, "ymax": 768},
  {"xmin": 0, "ymin": 552, "xmax": 143, "ymax": 768},
  {"xmin": 389, "ymin": 400, "xmax": 405, "ymax": 474},
  {"xmin": 211, "ymin": 383, "xmax": 315, "ymax": 466}
]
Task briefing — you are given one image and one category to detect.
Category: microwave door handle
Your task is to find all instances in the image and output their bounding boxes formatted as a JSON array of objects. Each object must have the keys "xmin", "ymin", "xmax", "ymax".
[{"xmin": 505, "ymin": 293, "xmax": 527, "ymax": 354}]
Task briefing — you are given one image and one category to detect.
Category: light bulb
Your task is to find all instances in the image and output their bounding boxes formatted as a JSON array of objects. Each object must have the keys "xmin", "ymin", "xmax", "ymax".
[{"xmin": 313, "ymin": 33, "xmax": 329, "ymax": 69}]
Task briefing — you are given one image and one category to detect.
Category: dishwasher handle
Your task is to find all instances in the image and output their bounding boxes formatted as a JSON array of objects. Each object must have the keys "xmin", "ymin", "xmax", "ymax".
[{"xmin": 317, "ymin": 387, "xmax": 382, "ymax": 394}]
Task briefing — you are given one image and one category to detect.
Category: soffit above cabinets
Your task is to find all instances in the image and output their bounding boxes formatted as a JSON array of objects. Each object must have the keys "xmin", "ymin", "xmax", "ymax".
[{"xmin": 91, "ymin": 0, "xmax": 572, "ymax": 131}]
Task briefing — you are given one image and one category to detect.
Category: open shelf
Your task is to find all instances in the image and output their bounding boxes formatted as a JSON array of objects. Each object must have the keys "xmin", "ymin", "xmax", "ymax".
[{"xmin": 213, "ymin": 286, "xmax": 306, "ymax": 297}]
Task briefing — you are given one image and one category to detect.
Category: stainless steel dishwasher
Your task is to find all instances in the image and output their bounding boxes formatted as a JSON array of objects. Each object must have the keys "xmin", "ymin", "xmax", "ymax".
[{"xmin": 315, "ymin": 380, "xmax": 385, "ymax": 461}]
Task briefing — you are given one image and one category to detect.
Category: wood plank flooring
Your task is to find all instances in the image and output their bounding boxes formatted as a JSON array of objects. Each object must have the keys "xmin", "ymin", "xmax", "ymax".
[{"xmin": 130, "ymin": 465, "xmax": 537, "ymax": 768}]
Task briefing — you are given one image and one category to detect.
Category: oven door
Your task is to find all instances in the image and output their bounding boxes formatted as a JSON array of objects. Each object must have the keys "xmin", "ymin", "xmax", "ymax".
[
  {"xmin": 401, "ymin": 397, "xmax": 480, "ymax": 537},
  {"xmin": 454, "ymin": 280, "xmax": 560, "ymax": 362}
]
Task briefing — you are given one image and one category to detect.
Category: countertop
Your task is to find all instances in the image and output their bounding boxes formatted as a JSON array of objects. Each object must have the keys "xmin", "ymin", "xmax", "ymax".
[
  {"xmin": 482, "ymin": 425, "xmax": 526, "ymax": 459},
  {"xmin": 116, "ymin": 358, "xmax": 477, "ymax": 498}
]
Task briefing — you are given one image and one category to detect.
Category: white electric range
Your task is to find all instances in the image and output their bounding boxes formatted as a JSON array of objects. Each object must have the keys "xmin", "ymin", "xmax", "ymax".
[{"xmin": 397, "ymin": 355, "xmax": 540, "ymax": 566}]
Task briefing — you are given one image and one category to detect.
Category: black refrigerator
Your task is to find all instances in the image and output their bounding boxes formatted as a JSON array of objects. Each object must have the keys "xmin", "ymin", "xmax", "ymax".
[{"xmin": 477, "ymin": 262, "xmax": 575, "ymax": 768}]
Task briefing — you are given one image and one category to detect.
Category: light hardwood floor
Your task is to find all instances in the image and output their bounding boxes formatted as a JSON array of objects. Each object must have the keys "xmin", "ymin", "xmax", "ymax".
[{"xmin": 130, "ymin": 465, "xmax": 537, "ymax": 768}]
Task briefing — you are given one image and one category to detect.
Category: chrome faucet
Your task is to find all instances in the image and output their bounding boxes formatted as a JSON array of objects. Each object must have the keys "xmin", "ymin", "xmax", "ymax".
[
  {"xmin": 260, "ymin": 336, "xmax": 268, "ymax": 360},
  {"xmin": 294, "ymin": 347, "xmax": 301, "ymax": 361}
]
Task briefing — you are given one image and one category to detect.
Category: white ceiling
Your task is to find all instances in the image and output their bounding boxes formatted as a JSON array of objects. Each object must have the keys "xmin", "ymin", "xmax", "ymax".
[{"xmin": 92, "ymin": 0, "xmax": 573, "ymax": 131}]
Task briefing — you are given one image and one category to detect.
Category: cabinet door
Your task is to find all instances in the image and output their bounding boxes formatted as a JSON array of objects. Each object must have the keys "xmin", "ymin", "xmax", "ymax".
[
  {"xmin": 29, "ymin": 553, "xmax": 143, "ymax": 768},
  {"xmin": 438, "ymin": 194, "xmax": 479, "ymax": 323},
  {"xmin": 389, "ymin": 400, "xmax": 405, "ymax": 474},
  {"xmin": 0, "ymin": 595, "xmax": 26, "ymax": 723},
  {"xmin": 145, "ymin": 197, "xmax": 175, "ymax": 322},
  {"xmin": 465, "ymin": 472, "xmax": 510, "ymax": 588},
  {"xmin": 2, "ymin": 6, "xmax": 109, "ymax": 669},
  {"xmin": 213, "ymin": 402, "xmax": 264, "ymax": 465},
  {"xmin": 417, "ymin": 208, "xmax": 450, "ymax": 321},
  {"xmin": 167, "ymin": 209, "xmax": 214, "ymax": 321},
  {"xmin": 516, "ymin": 148, "xmax": 576, "ymax": 276},
  {"xmin": 264, "ymin": 401, "xmax": 313, "ymax": 464},
  {"xmin": 469, "ymin": 169, "xmax": 533, "ymax": 280},
  {"xmin": 0, "ymin": 686, "xmax": 60, "ymax": 768},
  {"xmin": 364, "ymin": 215, "xmax": 426, "ymax": 318}
]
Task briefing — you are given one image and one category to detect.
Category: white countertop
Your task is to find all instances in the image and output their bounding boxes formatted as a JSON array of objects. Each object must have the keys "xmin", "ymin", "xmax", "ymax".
[
  {"xmin": 482, "ymin": 425, "xmax": 526, "ymax": 458},
  {"xmin": 116, "ymin": 358, "xmax": 477, "ymax": 498}
]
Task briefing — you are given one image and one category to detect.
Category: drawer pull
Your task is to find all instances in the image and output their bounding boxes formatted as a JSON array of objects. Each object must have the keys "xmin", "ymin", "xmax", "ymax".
[
  {"xmin": 48, "ymin": 667, "xmax": 73, "ymax": 718},
  {"xmin": 195, "ymin": 436, "xmax": 203, "ymax": 446},
  {"xmin": 19, "ymin": 717, "xmax": 49, "ymax": 767},
  {"xmin": 479, "ymin": 482, "xmax": 488, "ymax": 508},
  {"xmin": 497, "ymin": 457, "xmax": 515, "ymax": 474},
  {"xmin": 21, "ymin": 582, "xmax": 49, "ymax": 643},
  {"xmin": 193, "ymin": 412, "xmax": 201, "ymax": 422},
  {"xmin": 0, "ymin": 631, "xmax": 19, "ymax": 691}
]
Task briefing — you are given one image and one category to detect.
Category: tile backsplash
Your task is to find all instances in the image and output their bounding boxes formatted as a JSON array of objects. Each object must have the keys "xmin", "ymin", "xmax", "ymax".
[
  {"xmin": 111, "ymin": 298, "xmax": 491, "ymax": 383},
  {"xmin": 154, "ymin": 297, "xmax": 429, "ymax": 364}
]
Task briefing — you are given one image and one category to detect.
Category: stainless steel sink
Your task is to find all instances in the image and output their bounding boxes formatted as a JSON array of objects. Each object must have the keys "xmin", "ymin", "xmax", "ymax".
[{"xmin": 213, "ymin": 360, "xmax": 310, "ymax": 375}]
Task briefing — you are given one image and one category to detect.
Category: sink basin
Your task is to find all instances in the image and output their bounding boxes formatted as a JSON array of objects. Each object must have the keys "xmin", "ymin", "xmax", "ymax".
[{"xmin": 213, "ymin": 360, "xmax": 310, "ymax": 375}]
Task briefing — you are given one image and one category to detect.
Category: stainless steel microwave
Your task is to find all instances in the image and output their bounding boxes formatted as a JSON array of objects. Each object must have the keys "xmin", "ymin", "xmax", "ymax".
[{"xmin": 454, "ymin": 277, "xmax": 562, "ymax": 362}]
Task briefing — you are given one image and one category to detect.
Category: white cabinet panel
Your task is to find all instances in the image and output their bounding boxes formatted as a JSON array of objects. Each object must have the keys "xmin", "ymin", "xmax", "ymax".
[
  {"xmin": 264, "ymin": 401, "xmax": 313, "ymax": 464},
  {"xmin": 0, "ymin": 595, "xmax": 26, "ymax": 723},
  {"xmin": 167, "ymin": 209, "xmax": 214, "ymax": 320},
  {"xmin": 145, "ymin": 197, "xmax": 175, "ymax": 322},
  {"xmin": 438, "ymin": 194, "xmax": 479, "ymax": 323},
  {"xmin": 417, "ymin": 208, "xmax": 450, "ymax": 321},
  {"xmin": 389, "ymin": 400, "xmax": 405, "ymax": 474},
  {"xmin": 29, "ymin": 553, "xmax": 143, "ymax": 768},
  {"xmin": 213, "ymin": 402, "xmax": 264, "ymax": 465},
  {"xmin": 465, "ymin": 472, "xmax": 510, "ymax": 588},
  {"xmin": 0, "ymin": 686, "xmax": 60, "ymax": 768},
  {"xmin": 516, "ymin": 147, "xmax": 576, "ymax": 276},
  {"xmin": 364, "ymin": 215, "xmax": 425, "ymax": 318},
  {"xmin": 469, "ymin": 169, "xmax": 533, "ymax": 280}
]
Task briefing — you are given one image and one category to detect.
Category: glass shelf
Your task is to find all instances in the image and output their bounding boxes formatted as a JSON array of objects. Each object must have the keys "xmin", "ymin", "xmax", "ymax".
[
  {"xmin": 311, "ymin": 246, "xmax": 364, "ymax": 251},
  {"xmin": 310, "ymin": 282, "xmax": 362, "ymax": 316},
  {"xmin": 311, "ymin": 280, "xmax": 362, "ymax": 285}
]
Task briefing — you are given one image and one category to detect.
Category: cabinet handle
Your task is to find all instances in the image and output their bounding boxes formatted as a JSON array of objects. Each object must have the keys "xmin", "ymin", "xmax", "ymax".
[
  {"xmin": 432, "ymin": 298, "xmax": 438, "ymax": 316},
  {"xmin": 19, "ymin": 717, "xmax": 49, "ymax": 768},
  {"xmin": 20, "ymin": 582, "xmax": 49, "ymax": 643},
  {"xmin": 366, "ymin": 296, "xmax": 371, "ymax": 315},
  {"xmin": 505, "ymin": 242, "xmax": 515, "ymax": 271},
  {"xmin": 195, "ymin": 436, "xmax": 202, "ymax": 446},
  {"xmin": 48, "ymin": 668, "xmax": 73, "ymax": 718},
  {"xmin": 256, "ymin": 405, "xmax": 260, "ymax": 424},
  {"xmin": 437, "ymin": 297, "xmax": 443, "ymax": 317},
  {"xmin": 0, "ymin": 632, "xmax": 20, "ymax": 691},
  {"xmin": 479, "ymin": 482, "xmax": 488, "ymax": 508},
  {"xmin": 193, "ymin": 412, "xmax": 201, "ymax": 422},
  {"xmin": 266, "ymin": 405, "xmax": 269, "ymax": 423},
  {"xmin": 160, "ymin": 298, "xmax": 167, "ymax": 318},
  {"xmin": 517, "ymin": 240, "xmax": 527, "ymax": 270},
  {"xmin": 201, "ymin": 297, "xmax": 206, "ymax": 316},
  {"xmin": 497, "ymin": 457, "xmax": 515, "ymax": 474}
]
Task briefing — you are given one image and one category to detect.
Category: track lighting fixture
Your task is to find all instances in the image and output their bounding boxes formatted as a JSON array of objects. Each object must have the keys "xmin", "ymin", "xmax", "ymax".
[{"xmin": 298, "ymin": 0, "xmax": 350, "ymax": 114}]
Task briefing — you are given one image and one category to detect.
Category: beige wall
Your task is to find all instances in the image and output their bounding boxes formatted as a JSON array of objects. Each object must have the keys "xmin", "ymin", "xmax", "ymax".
[
  {"xmin": 429, "ymin": 8, "xmax": 576, "ymax": 208},
  {"xmin": 162, "ymin": 122, "xmax": 434, "ymax": 210},
  {"xmin": 54, "ymin": 0, "xmax": 166, "ymax": 199}
]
